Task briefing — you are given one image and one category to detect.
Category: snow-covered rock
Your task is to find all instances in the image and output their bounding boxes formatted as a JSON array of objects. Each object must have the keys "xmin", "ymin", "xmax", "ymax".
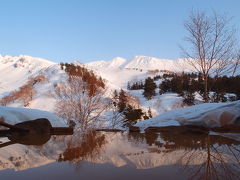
[
  {"xmin": 0, "ymin": 106, "xmax": 67, "ymax": 127},
  {"xmin": 135, "ymin": 101, "xmax": 240, "ymax": 131}
]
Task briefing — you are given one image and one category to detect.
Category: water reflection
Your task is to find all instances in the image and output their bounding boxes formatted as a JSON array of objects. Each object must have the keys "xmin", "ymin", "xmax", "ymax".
[
  {"xmin": 0, "ymin": 134, "xmax": 51, "ymax": 148},
  {"xmin": 58, "ymin": 131, "xmax": 106, "ymax": 162},
  {"xmin": 56, "ymin": 131, "xmax": 240, "ymax": 179},
  {"xmin": 0, "ymin": 130, "xmax": 240, "ymax": 180},
  {"xmin": 129, "ymin": 131, "xmax": 240, "ymax": 179}
]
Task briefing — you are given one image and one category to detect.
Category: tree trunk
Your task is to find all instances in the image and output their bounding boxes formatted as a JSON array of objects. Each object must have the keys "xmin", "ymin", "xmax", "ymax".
[{"xmin": 204, "ymin": 75, "xmax": 209, "ymax": 102}]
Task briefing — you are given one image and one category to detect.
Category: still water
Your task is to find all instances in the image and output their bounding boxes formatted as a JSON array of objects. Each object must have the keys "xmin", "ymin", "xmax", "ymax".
[{"xmin": 0, "ymin": 131, "xmax": 239, "ymax": 180}]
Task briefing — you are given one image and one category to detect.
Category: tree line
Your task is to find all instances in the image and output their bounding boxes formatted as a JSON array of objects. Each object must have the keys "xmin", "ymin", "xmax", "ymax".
[
  {"xmin": 160, "ymin": 73, "xmax": 240, "ymax": 105},
  {"xmin": 127, "ymin": 72, "xmax": 240, "ymax": 105}
]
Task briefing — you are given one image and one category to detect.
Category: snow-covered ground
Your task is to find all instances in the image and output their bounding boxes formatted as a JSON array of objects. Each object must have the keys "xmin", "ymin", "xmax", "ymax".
[{"xmin": 135, "ymin": 100, "xmax": 240, "ymax": 131}]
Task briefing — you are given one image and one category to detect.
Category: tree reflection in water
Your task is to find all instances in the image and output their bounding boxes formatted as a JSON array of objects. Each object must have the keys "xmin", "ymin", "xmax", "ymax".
[
  {"xmin": 133, "ymin": 131, "xmax": 240, "ymax": 180},
  {"xmin": 54, "ymin": 130, "xmax": 240, "ymax": 179},
  {"xmin": 58, "ymin": 130, "xmax": 106, "ymax": 167}
]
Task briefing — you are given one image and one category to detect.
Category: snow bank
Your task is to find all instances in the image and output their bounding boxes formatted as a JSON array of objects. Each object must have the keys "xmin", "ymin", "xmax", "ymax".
[
  {"xmin": 135, "ymin": 101, "xmax": 240, "ymax": 131},
  {"xmin": 0, "ymin": 106, "xmax": 67, "ymax": 127}
]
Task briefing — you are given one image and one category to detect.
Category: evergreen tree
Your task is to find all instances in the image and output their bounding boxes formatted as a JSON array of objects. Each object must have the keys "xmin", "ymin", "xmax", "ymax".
[
  {"xmin": 117, "ymin": 89, "xmax": 127, "ymax": 113},
  {"xmin": 143, "ymin": 77, "xmax": 157, "ymax": 100},
  {"xmin": 123, "ymin": 105, "xmax": 144, "ymax": 127}
]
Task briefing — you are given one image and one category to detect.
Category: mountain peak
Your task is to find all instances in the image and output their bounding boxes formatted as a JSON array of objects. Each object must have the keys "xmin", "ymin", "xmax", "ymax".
[
  {"xmin": 85, "ymin": 57, "xmax": 127, "ymax": 69},
  {"xmin": 0, "ymin": 55, "xmax": 55, "ymax": 67},
  {"xmin": 124, "ymin": 55, "xmax": 176, "ymax": 70}
]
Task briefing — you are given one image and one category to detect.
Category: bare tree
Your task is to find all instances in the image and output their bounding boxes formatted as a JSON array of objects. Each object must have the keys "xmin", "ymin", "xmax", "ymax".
[
  {"xmin": 55, "ymin": 75, "xmax": 110, "ymax": 131},
  {"xmin": 232, "ymin": 52, "xmax": 240, "ymax": 76},
  {"xmin": 107, "ymin": 90, "xmax": 124, "ymax": 128},
  {"xmin": 181, "ymin": 11, "xmax": 238, "ymax": 102}
]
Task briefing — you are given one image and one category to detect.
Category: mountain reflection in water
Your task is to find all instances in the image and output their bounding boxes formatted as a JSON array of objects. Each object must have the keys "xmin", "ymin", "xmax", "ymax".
[{"xmin": 0, "ymin": 130, "xmax": 240, "ymax": 180}]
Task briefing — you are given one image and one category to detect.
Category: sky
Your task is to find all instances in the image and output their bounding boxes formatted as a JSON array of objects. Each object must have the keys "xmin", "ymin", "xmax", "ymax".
[{"xmin": 0, "ymin": 0, "xmax": 240, "ymax": 63}]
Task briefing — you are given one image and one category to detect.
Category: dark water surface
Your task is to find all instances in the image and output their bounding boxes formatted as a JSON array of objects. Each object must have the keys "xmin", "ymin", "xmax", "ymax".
[{"xmin": 0, "ymin": 131, "xmax": 240, "ymax": 180}]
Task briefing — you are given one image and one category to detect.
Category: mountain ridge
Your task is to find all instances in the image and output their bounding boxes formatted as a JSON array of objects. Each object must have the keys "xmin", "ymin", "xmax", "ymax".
[
  {"xmin": 85, "ymin": 55, "xmax": 185, "ymax": 71},
  {"xmin": 0, "ymin": 54, "xmax": 188, "ymax": 72}
]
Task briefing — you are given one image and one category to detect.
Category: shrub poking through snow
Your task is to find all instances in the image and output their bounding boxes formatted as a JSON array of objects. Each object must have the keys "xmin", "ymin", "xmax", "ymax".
[{"xmin": 0, "ymin": 74, "xmax": 47, "ymax": 107}]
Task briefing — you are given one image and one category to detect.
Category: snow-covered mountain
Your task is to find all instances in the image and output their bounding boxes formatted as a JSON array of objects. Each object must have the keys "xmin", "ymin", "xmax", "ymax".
[
  {"xmin": 84, "ymin": 55, "xmax": 193, "ymax": 91},
  {"xmin": 125, "ymin": 56, "xmax": 177, "ymax": 71},
  {"xmin": 0, "ymin": 55, "xmax": 68, "ymax": 112},
  {"xmin": 85, "ymin": 55, "xmax": 191, "ymax": 72},
  {"xmin": 0, "ymin": 54, "xmax": 189, "ymax": 123},
  {"xmin": 0, "ymin": 54, "xmax": 185, "ymax": 97},
  {"xmin": 0, "ymin": 55, "xmax": 56, "ymax": 97},
  {"xmin": 86, "ymin": 57, "xmax": 127, "ymax": 69}
]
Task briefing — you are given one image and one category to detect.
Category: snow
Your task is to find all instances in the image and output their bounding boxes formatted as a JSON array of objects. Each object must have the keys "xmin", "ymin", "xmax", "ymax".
[
  {"xmin": 0, "ymin": 55, "xmax": 68, "ymax": 112},
  {"xmin": 130, "ymin": 90, "xmax": 184, "ymax": 116},
  {"xmin": 0, "ymin": 54, "xmax": 240, "ymax": 173},
  {"xmin": 86, "ymin": 55, "xmax": 195, "ymax": 73},
  {"xmin": 0, "ymin": 106, "xmax": 67, "ymax": 127},
  {"xmin": 124, "ymin": 56, "xmax": 193, "ymax": 72},
  {"xmin": 0, "ymin": 55, "xmax": 55, "ymax": 98},
  {"xmin": 86, "ymin": 57, "xmax": 127, "ymax": 69},
  {"xmin": 0, "ymin": 54, "xmax": 239, "ymax": 129},
  {"xmin": 135, "ymin": 101, "xmax": 240, "ymax": 131}
]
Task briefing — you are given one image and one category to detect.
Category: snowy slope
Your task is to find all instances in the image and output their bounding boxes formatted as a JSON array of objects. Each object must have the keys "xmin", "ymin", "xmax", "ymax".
[
  {"xmin": 0, "ymin": 55, "xmax": 55, "ymax": 98},
  {"xmin": 125, "ymin": 56, "xmax": 177, "ymax": 70},
  {"xmin": 86, "ymin": 55, "xmax": 193, "ymax": 72},
  {"xmin": 0, "ymin": 55, "xmax": 70, "ymax": 112},
  {"xmin": 86, "ymin": 57, "xmax": 127, "ymax": 69},
  {"xmin": 124, "ymin": 56, "xmax": 195, "ymax": 72}
]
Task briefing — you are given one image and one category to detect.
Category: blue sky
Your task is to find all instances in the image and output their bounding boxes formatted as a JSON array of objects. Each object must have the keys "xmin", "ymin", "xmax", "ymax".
[{"xmin": 0, "ymin": 0, "xmax": 239, "ymax": 63}]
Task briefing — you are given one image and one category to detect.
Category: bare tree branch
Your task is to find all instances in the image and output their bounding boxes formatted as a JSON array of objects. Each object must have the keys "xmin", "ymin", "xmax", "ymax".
[{"xmin": 181, "ymin": 10, "xmax": 238, "ymax": 102}]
